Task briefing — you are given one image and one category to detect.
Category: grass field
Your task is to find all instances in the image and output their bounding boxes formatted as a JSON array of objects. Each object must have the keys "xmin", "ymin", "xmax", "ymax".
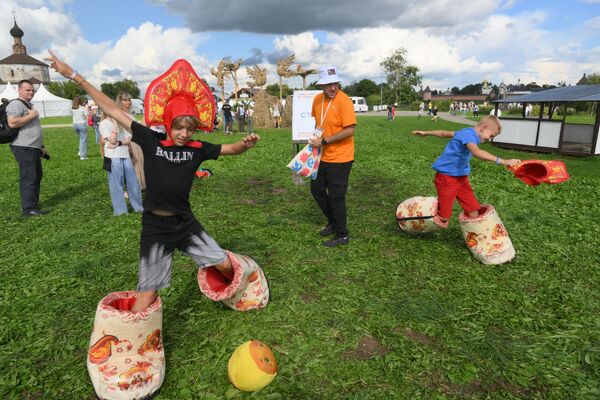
[
  {"xmin": 40, "ymin": 114, "xmax": 144, "ymax": 125},
  {"xmin": 1, "ymin": 117, "xmax": 599, "ymax": 399},
  {"xmin": 467, "ymin": 114, "xmax": 596, "ymax": 125}
]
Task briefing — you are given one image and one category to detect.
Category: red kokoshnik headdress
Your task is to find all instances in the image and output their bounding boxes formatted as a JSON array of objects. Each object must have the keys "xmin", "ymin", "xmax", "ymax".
[{"xmin": 144, "ymin": 59, "xmax": 216, "ymax": 147}]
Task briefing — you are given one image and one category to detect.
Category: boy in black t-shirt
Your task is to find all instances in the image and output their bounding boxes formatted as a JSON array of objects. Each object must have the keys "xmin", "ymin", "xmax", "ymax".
[{"xmin": 47, "ymin": 51, "xmax": 260, "ymax": 312}]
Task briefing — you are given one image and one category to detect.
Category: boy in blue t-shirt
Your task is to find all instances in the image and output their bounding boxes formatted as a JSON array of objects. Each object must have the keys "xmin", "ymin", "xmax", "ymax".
[{"xmin": 412, "ymin": 115, "xmax": 520, "ymax": 228}]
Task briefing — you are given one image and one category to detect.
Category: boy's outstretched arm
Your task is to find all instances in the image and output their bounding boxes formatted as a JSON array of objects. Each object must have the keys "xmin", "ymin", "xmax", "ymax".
[
  {"xmin": 412, "ymin": 130, "xmax": 454, "ymax": 138},
  {"xmin": 45, "ymin": 50, "xmax": 134, "ymax": 133},
  {"xmin": 466, "ymin": 143, "xmax": 521, "ymax": 166},
  {"xmin": 220, "ymin": 133, "xmax": 260, "ymax": 155}
]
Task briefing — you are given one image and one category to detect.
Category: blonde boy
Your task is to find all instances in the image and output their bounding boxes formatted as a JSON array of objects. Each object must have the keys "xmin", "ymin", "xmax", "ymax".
[{"xmin": 412, "ymin": 116, "xmax": 520, "ymax": 228}]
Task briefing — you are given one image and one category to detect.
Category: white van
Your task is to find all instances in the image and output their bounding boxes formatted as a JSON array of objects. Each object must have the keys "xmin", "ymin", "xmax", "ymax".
[
  {"xmin": 351, "ymin": 96, "xmax": 368, "ymax": 112},
  {"xmin": 131, "ymin": 99, "xmax": 144, "ymax": 115}
]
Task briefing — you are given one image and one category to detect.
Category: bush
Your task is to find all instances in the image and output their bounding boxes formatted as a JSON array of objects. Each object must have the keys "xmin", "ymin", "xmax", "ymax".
[
  {"xmin": 557, "ymin": 107, "xmax": 576, "ymax": 116},
  {"xmin": 365, "ymin": 94, "xmax": 381, "ymax": 108},
  {"xmin": 408, "ymin": 101, "xmax": 422, "ymax": 111},
  {"xmin": 505, "ymin": 106, "xmax": 524, "ymax": 115},
  {"xmin": 478, "ymin": 106, "xmax": 494, "ymax": 115},
  {"xmin": 430, "ymin": 100, "xmax": 452, "ymax": 112}
]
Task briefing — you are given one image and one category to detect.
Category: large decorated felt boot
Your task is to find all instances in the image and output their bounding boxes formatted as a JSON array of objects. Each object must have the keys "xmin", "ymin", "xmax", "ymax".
[
  {"xmin": 197, "ymin": 251, "xmax": 269, "ymax": 311},
  {"xmin": 87, "ymin": 291, "xmax": 165, "ymax": 400},
  {"xmin": 396, "ymin": 196, "xmax": 440, "ymax": 233},
  {"xmin": 508, "ymin": 160, "xmax": 570, "ymax": 186},
  {"xmin": 458, "ymin": 205, "xmax": 515, "ymax": 265}
]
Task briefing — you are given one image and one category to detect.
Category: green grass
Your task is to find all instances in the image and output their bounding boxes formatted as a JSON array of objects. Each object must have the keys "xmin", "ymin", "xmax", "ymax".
[
  {"xmin": 39, "ymin": 115, "xmax": 72, "ymax": 125},
  {"xmin": 40, "ymin": 114, "xmax": 144, "ymax": 125},
  {"xmin": 1, "ymin": 117, "xmax": 599, "ymax": 399},
  {"xmin": 468, "ymin": 114, "xmax": 596, "ymax": 125}
]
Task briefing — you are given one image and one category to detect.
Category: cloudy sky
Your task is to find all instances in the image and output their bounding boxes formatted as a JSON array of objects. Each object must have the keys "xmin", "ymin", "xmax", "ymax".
[{"xmin": 1, "ymin": 0, "xmax": 599, "ymax": 95}]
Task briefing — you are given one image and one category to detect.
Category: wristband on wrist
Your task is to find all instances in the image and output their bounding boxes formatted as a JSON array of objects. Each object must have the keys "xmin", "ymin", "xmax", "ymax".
[
  {"xmin": 69, "ymin": 70, "xmax": 78, "ymax": 80},
  {"xmin": 496, "ymin": 156, "xmax": 501, "ymax": 165},
  {"xmin": 322, "ymin": 138, "xmax": 328, "ymax": 145}
]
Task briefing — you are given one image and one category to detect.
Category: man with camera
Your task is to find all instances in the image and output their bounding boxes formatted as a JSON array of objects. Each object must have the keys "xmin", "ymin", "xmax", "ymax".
[{"xmin": 7, "ymin": 79, "xmax": 49, "ymax": 216}]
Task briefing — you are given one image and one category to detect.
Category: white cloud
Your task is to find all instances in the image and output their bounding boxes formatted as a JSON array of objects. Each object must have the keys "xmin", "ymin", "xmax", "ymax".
[
  {"xmin": 51, "ymin": 22, "xmax": 211, "ymax": 95},
  {"xmin": 2, "ymin": 0, "xmax": 598, "ymax": 98},
  {"xmin": 584, "ymin": 16, "xmax": 600, "ymax": 29},
  {"xmin": 0, "ymin": 3, "xmax": 79, "ymax": 57},
  {"xmin": 271, "ymin": 26, "xmax": 504, "ymax": 90}
]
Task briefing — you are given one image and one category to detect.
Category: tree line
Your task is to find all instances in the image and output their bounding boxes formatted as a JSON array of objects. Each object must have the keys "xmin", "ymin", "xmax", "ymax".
[
  {"xmin": 47, "ymin": 79, "xmax": 141, "ymax": 101},
  {"xmin": 45, "ymin": 52, "xmax": 600, "ymax": 110}
]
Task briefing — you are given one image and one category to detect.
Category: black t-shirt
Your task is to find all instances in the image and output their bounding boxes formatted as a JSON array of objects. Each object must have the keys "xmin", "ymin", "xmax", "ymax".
[
  {"xmin": 131, "ymin": 122, "xmax": 221, "ymax": 217},
  {"xmin": 222, "ymin": 104, "xmax": 232, "ymax": 118}
]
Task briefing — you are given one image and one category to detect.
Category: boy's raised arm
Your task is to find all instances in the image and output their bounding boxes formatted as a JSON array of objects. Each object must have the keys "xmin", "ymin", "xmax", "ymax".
[
  {"xmin": 45, "ymin": 50, "xmax": 134, "ymax": 133},
  {"xmin": 220, "ymin": 133, "xmax": 261, "ymax": 155},
  {"xmin": 412, "ymin": 130, "xmax": 454, "ymax": 138}
]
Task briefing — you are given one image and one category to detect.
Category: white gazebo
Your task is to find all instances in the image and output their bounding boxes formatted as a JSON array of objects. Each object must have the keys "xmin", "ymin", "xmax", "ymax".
[
  {"xmin": 31, "ymin": 83, "xmax": 72, "ymax": 117},
  {"xmin": 0, "ymin": 82, "xmax": 18, "ymax": 100},
  {"xmin": 493, "ymin": 85, "xmax": 600, "ymax": 156}
]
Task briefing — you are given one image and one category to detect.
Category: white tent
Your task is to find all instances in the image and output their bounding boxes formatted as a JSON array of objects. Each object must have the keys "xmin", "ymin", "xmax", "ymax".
[
  {"xmin": 31, "ymin": 83, "xmax": 72, "ymax": 117},
  {"xmin": 0, "ymin": 82, "xmax": 19, "ymax": 100}
]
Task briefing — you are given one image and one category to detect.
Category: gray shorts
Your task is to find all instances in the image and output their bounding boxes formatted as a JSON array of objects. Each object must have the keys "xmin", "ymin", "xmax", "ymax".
[{"xmin": 137, "ymin": 212, "xmax": 227, "ymax": 292}]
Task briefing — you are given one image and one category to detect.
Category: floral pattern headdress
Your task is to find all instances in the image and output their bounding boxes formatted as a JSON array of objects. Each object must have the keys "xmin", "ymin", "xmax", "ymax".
[{"xmin": 144, "ymin": 59, "xmax": 216, "ymax": 138}]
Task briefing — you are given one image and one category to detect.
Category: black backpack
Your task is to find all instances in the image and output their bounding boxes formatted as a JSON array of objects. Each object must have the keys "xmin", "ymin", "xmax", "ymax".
[{"xmin": 0, "ymin": 99, "xmax": 31, "ymax": 144}]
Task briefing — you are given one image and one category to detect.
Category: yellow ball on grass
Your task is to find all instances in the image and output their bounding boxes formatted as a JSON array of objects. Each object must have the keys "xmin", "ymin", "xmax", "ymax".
[{"xmin": 228, "ymin": 340, "xmax": 278, "ymax": 392}]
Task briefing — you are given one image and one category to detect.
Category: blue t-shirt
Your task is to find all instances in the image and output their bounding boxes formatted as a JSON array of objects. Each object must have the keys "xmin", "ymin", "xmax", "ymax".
[{"xmin": 432, "ymin": 127, "xmax": 480, "ymax": 176}]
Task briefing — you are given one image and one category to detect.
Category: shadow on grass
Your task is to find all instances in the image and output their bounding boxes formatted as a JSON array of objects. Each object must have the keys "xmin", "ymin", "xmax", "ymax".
[{"xmin": 43, "ymin": 181, "xmax": 100, "ymax": 208}]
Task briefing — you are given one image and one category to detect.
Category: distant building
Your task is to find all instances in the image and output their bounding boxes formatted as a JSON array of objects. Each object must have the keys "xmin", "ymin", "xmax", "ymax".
[
  {"xmin": 481, "ymin": 80, "xmax": 492, "ymax": 95},
  {"xmin": 0, "ymin": 18, "xmax": 50, "ymax": 85},
  {"xmin": 577, "ymin": 73, "xmax": 588, "ymax": 86},
  {"xmin": 497, "ymin": 82, "xmax": 533, "ymax": 99},
  {"xmin": 421, "ymin": 86, "xmax": 487, "ymax": 102},
  {"xmin": 228, "ymin": 87, "xmax": 260, "ymax": 100}
]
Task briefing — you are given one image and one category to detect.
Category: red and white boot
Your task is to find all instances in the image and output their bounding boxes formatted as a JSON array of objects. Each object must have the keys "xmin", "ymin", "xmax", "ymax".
[{"xmin": 197, "ymin": 251, "xmax": 269, "ymax": 311}]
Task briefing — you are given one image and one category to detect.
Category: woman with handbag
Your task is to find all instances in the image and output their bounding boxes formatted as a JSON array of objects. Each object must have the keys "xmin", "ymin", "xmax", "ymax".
[
  {"xmin": 99, "ymin": 93, "xmax": 144, "ymax": 216},
  {"xmin": 71, "ymin": 96, "xmax": 88, "ymax": 160}
]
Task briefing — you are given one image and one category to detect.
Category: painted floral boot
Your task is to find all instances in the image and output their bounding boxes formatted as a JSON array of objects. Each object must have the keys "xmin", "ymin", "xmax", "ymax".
[
  {"xmin": 459, "ymin": 204, "xmax": 516, "ymax": 265},
  {"xmin": 197, "ymin": 251, "xmax": 269, "ymax": 311},
  {"xmin": 396, "ymin": 196, "xmax": 440, "ymax": 233},
  {"xmin": 87, "ymin": 291, "xmax": 165, "ymax": 400}
]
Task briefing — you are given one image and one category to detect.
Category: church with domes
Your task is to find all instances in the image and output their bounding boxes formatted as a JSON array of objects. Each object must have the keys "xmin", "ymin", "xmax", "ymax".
[{"xmin": 0, "ymin": 18, "xmax": 50, "ymax": 85}]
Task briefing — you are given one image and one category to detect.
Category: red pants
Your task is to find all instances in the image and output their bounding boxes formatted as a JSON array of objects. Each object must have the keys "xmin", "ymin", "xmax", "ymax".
[{"xmin": 434, "ymin": 173, "xmax": 481, "ymax": 218}]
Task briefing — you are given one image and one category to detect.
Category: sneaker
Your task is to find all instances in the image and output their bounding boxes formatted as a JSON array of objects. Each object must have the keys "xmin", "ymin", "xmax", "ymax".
[
  {"xmin": 80, "ymin": 156, "xmax": 89, "ymax": 160},
  {"xmin": 23, "ymin": 209, "xmax": 49, "ymax": 216},
  {"xmin": 319, "ymin": 224, "xmax": 334, "ymax": 236},
  {"xmin": 323, "ymin": 235, "xmax": 349, "ymax": 247}
]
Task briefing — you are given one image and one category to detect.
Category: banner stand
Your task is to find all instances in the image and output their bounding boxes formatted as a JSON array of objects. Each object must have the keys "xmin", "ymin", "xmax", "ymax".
[{"xmin": 291, "ymin": 90, "xmax": 321, "ymax": 186}]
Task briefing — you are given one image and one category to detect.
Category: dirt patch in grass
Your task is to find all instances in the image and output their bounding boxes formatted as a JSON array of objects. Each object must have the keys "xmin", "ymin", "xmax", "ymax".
[
  {"xmin": 238, "ymin": 198, "xmax": 269, "ymax": 205},
  {"xmin": 397, "ymin": 327, "xmax": 444, "ymax": 350},
  {"xmin": 246, "ymin": 177, "xmax": 271, "ymax": 186},
  {"xmin": 425, "ymin": 370, "xmax": 541, "ymax": 399},
  {"xmin": 344, "ymin": 336, "xmax": 390, "ymax": 360},
  {"xmin": 300, "ymin": 291, "xmax": 320, "ymax": 303},
  {"xmin": 271, "ymin": 187, "xmax": 288, "ymax": 195}
]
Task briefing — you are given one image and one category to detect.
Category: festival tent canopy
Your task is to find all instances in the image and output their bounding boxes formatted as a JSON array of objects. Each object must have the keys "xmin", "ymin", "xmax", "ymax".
[
  {"xmin": 31, "ymin": 83, "xmax": 72, "ymax": 117},
  {"xmin": 494, "ymin": 85, "xmax": 600, "ymax": 103},
  {"xmin": 0, "ymin": 82, "xmax": 19, "ymax": 100}
]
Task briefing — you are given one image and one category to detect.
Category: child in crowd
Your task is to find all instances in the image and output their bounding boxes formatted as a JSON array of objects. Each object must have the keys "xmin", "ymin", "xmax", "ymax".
[
  {"xmin": 47, "ymin": 50, "xmax": 260, "ymax": 312},
  {"xmin": 412, "ymin": 115, "xmax": 520, "ymax": 228}
]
